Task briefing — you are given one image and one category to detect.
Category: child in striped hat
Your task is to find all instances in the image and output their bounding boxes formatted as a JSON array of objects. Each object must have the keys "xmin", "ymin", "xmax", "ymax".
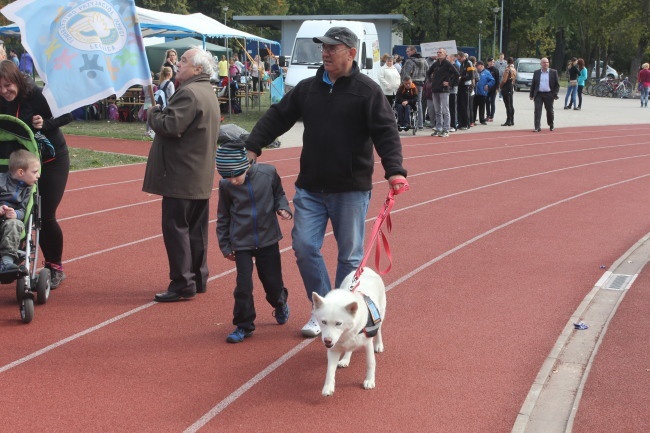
[{"xmin": 216, "ymin": 140, "xmax": 293, "ymax": 343}]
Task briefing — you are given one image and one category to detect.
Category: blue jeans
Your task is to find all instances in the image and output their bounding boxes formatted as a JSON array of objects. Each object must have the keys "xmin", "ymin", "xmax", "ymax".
[
  {"xmin": 564, "ymin": 84, "xmax": 577, "ymax": 108},
  {"xmin": 640, "ymin": 86, "xmax": 649, "ymax": 107},
  {"xmin": 292, "ymin": 187, "xmax": 370, "ymax": 300}
]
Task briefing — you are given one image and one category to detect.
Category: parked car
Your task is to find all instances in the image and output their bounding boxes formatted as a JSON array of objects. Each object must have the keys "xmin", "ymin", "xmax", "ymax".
[
  {"xmin": 514, "ymin": 58, "xmax": 541, "ymax": 91},
  {"xmin": 591, "ymin": 61, "xmax": 618, "ymax": 79}
]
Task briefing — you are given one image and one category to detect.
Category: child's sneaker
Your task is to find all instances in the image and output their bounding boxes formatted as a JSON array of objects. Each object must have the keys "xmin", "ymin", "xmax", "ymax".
[
  {"xmin": 273, "ymin": 303, "xmax": 290, "ymax": 325},
  {"xmin": 0, "ymin": 262, "xmax": 18, "ymax": 273},
  {"xmin": 226, "ymin": 327, "xmax": 253, "ymax": 343}
]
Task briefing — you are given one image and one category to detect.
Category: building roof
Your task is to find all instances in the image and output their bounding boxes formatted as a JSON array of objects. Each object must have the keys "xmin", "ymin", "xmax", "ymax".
[{"xmin": 233, "ymin": 14, "xmax": 404, "ymax": 30}]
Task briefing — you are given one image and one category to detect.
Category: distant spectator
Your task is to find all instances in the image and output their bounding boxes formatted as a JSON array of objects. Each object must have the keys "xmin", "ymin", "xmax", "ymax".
[
  {"xmin": 575, "ymin": 58, "xmax": 587, "ymax": 110},
  {"xmin": 378, "ymin": 57, "xmax": 401, "ymax": 105},
  {"xmin": 19, "ymin": 52, "xmax": 34, "ymax": 77},
  {"xmin": 9, "ymin": 50, "xmax": 19, "ymax": 67},
  {"xmin": 637, "ymin": 63, "xmax": 650, "ymax": 108}
]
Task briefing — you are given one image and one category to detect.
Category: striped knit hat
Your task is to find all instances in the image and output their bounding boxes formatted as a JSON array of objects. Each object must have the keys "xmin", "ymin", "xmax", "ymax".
[{"xmin": 216, "ymin": 141, "xmax": 249, "ymax": 178}]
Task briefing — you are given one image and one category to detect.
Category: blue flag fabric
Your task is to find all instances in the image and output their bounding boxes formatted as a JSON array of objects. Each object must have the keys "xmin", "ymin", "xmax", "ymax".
[
  {"xmin": 2, "ymin": 0, "xmax": 152, "ymax": 117},
  {"xmin": 270, "ymin": 74, "xmax": 284, "ymax": 104}
]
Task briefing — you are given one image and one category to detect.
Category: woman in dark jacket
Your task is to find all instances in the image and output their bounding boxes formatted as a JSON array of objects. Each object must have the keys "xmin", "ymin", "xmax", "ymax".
[
  {"xmin": 499, "ymin": 57, "xmax": 516, "ymax": 126},
  {"xmin": 0, "ymin": 60, "xmax": 73, "ymax": 288}
]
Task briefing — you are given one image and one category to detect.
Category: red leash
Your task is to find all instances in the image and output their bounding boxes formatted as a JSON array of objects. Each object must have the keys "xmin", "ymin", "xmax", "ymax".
[{"xmin": 351, "ymin": 178, "xmax": 410, "ymax": 290}]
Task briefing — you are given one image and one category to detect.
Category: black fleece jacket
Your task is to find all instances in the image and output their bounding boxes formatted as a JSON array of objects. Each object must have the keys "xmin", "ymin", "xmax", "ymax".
[{"xmin": 245, "ymin": 62, "xmax": 407, "ymax": 193}]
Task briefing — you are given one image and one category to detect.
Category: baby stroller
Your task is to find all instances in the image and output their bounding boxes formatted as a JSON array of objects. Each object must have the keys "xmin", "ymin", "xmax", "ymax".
[
  {"xmin": 392, "ymin": 98, "xmax": 418, "ymax": 136},
  {"xmin": 0, "ymin": 115, "xmax": 50, "ymax": 323}
]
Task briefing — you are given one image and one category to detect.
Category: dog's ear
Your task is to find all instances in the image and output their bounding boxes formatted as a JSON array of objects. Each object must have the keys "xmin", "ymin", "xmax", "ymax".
[
  {"xmin": 346, "ymin": 302, "xmax": 358, "ymax": 316},
  {"xmin": 312, "ymin": 293, "xmax": 324, "ymax": 309}
]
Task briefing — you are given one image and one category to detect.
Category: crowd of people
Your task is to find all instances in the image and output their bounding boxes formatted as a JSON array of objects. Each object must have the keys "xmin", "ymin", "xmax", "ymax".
[
  {"xmin": 379, "ymin": 47, "xmax": 520, "ymax": 135},
  {"xmin": 378, "ymin": 46, "xmax": 648, "ymax": 134}
]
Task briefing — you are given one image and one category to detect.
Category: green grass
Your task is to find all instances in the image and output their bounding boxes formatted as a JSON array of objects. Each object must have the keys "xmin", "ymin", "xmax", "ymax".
[
  {"xmin": 62, "ymin": 93, "xmax": 273, "ymax": 170},
  {"xmin": 69, "ymin": 147, "xmax": 147, "ymax": 171}
]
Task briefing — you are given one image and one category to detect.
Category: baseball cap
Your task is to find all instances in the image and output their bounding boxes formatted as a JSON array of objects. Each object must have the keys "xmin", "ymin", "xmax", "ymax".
[{"xmin": 313, "ymin": 27, "xmax": 358, "ymax": 48}]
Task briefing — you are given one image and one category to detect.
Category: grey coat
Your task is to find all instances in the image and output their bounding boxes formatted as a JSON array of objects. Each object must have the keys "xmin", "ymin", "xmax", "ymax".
[
  {"xmin": 216, "ymin": 163, "xmax": 291, "ymax": 256},
  {"xmin": 142, "ymin": 73, "xmax": 220, "ymax": 199}
]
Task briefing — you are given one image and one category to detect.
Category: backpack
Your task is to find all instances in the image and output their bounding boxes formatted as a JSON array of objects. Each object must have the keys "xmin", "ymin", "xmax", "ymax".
[{"xmin": 154, "ymin": 81, "xmax": 170, "ymax": 108}]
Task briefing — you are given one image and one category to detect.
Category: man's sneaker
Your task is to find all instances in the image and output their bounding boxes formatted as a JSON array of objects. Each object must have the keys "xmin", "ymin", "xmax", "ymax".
[
  {"xmin": 449, "ymin": 127, "xmax": 456, "ymax": 132},
  {"xmin": 273, "ymin": 303, "xmax": 290, "ymax": 325},
  {"xmin": 226, "ymin": 327, "xmax": 253, "ymax": 343},
  {"xmin": 440, "ymin": 130, "xmax": 449, "ymax": 137},
  {"xmin": 301, "ymin": 313, "xmax": 321, "ymax": 337},
  {"xmin": 50, "ymin": 269, "xmax": 66, "ymax": 289},
  {"xmin": 430, "ymin": 130, "xmax": 441, "ymax": 137}
]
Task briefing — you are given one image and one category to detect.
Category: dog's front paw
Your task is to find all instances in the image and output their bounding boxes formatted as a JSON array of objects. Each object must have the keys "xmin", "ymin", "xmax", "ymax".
[
  {"xmin": 322, "ymin": 382, "xmax": 335, "ymax": 396},
  {"xmin": 363, "ymin": 379, "xmax": 376, "ymax": 390},
  {"xmin": 374, "ymin": 342, "xmax": 384, "ymax": 353},
  {"xmin": 337, "ymin": 359, "xmax": 350, "ymax": 368}
]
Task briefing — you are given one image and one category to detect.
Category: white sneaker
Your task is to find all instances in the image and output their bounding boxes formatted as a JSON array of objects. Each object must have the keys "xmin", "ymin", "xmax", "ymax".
[{"xmin": 301, "ymin": 313, "xmax": 321, "ymax": 337}]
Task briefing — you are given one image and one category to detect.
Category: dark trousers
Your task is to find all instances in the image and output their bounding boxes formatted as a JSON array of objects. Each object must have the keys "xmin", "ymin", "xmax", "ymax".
[
  {"xmin": 39, "ymin": 152, "xmax": 70, "ymax": 266},
  {"xmin": 233, "ymin": 243, "xmax": 288, "ymax": 331},
  {"xmin": 457, "ymin": 85, "xmax": 470, "ymax": 127},
  {"xmin": 473, "ymin": 94, "xmax": 488, "ymax": 122},
  {"xmin": 161, "ymin": 197, "xmax": 209, "ymax": 294},
  {"xmin": 534, "ymin": 92, "xmax": 555, "ymax": 129},
  {"xmin": 396, "ymin": 103, "xmax": 413, "ymax": 126},
  {"xmin": 449, "ymin": 92, "xmax": 457, "ymax": 129},
  {"xmin": 502, "ymin": 91, "xmax": 515, "ymax": 124},
  {"xmin": 486, "ymin": 91, "xmax": 497, "ymax": 119},
  {"xmin": 577, "ymin": 85, "xmax": 584, "ymax": 108}
]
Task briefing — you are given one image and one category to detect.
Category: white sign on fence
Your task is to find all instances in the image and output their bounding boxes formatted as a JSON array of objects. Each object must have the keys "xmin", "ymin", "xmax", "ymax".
[{"xmin": 420, "ymin": 40, "xmax": 458, "ymax": 58}]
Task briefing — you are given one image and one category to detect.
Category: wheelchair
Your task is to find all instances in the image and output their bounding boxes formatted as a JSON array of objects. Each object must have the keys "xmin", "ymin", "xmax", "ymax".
[{"xmin": 392, "ymin": 99, "xmax": 418, "ymax": 136}]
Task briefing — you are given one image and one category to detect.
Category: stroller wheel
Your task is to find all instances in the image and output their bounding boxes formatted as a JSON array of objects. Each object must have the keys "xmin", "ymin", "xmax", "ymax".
[
  {"xmin": 36, "ymin": 268, "xmax": 51, "ymax": 305},
  {"xmin": 20, "ymin": 297, "xmax": 34, "ymax": 324},
  {"xmin": 15, "ymin": 278, "xmax": 25, "ymax": 302}
]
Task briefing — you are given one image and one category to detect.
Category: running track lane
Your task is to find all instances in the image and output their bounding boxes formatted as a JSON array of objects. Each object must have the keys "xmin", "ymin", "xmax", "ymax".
[{"xmin": 0, "ymin": 125, "xmax": 648, "ymax": 432}]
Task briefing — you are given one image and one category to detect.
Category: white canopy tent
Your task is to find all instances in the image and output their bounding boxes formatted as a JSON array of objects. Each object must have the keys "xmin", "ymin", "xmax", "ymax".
[
  {"xmin": 135, "ymin": 7, "xmax": 278, "ymax": 48},
  {"xmin": 0, "ymin": 6, "xmax": 279, "ymax": 47}
]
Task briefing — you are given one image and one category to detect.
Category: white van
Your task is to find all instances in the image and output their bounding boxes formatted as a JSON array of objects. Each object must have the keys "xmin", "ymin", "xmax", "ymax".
[
  {"xmin": 514, "ymin": 58, "xmax": 541, "ymax": 91},
  {"xmin": 284, "ymin": 20, "xmax": 381, "ymax": 93}
]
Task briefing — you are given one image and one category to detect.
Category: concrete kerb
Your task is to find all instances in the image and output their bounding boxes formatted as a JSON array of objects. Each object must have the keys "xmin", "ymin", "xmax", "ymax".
[
  {"xmin": 511, "ymin": 233, "xmax": 650, "ymax": 433},
  {"xmin": 271, "ymin": 91, "xmax": 649, "ymax": 149}
]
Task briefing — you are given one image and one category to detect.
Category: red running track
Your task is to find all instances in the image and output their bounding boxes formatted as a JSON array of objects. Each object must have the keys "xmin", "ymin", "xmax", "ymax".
[{"xmin": 1, "ymin": 125, "xmax": 649, "ymax": 432}]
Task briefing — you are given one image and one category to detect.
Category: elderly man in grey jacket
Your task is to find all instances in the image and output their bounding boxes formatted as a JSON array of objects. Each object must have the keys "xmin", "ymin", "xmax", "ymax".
[{"xmin": 143, "ymin": 47, "xmax": 220, "ymax": 302}]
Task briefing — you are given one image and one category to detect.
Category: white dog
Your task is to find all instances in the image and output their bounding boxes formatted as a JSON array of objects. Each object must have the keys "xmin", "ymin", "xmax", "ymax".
[{"xmin": 312, "ymin": 267, "xmax": 386, "ymax": 396}]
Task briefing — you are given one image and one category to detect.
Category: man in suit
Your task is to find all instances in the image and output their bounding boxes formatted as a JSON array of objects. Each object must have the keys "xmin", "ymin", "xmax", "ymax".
[{"xmin": 529, "ymin": 58, "xmax": 560, "ymax": 132}]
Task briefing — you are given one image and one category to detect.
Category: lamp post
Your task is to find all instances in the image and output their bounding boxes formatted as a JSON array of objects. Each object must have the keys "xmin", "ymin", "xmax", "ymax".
[
  {"xmin": 499, "ymin": 0, "xmax": 504, "ymax": 55},
  {"xmin": 492, "ymin": 7, "xmax": 500, "ymax": 58},
  {"xmin": 478, "ymin": 20, "xmax": 483, "ymax": 62},
  {"xmin": 223, "ymin": 6, "xmax": 229, "ymax": 26}
]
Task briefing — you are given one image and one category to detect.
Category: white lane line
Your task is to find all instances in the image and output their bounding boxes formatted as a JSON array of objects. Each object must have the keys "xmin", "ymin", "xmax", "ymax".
[
  {"xmin": 2, "ymin": 166, "xmax": 648, "ymax": 393},
  {"xmin": 181, "ymin": 174, "xmax": 650, "ymax": 431},
  {"xmin": 66, "ymin": 178, "xmax": 143, "ymax": 192},
  {"xmin": 56, "ymin": 153, "xmax": 650, "ymax": 267},
  {"xmin": 0, "ymin": 302, "xmax": 156, "ymax": 374},
  {"xmin": 56, "ymin": 145, "xmax": 650, "ymax": 223}
]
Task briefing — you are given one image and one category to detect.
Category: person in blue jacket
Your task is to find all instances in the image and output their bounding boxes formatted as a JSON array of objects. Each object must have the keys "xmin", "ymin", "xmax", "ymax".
[{"xmin": 473, "ymin": 61, "xmax": 495, "ymax": 125}]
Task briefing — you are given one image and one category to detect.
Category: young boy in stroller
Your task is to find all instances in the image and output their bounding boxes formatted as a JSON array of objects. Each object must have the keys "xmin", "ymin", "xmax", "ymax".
[
  {"xmin": 395, "ymin": 75, "xmax": 418, "ymax": 131},
  {"xmin": 0, "ymin": 149, "xmax": 39, "ymax": 273}
]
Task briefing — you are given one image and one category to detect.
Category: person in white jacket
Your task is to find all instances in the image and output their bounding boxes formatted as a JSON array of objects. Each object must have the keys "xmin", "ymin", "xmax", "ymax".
[{"xmin": 378, "ymin": 57, "xmax": 401, "ymax": 106}]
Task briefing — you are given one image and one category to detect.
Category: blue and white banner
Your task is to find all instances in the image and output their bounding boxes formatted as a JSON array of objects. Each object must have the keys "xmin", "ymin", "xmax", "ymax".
[{"xmin": 2, "ymin": 0, "xmax": 152, "ymax": 117}]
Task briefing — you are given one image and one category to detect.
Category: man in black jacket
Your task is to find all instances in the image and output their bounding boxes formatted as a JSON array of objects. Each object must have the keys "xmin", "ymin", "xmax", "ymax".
[
  {"xmin": 529, "ymin": 57, "xmax": 560, "ymax": 132},
  {"xmin": 427, "ymin": 48, "xmax": 460, "ymax": 137},
  {"xmin": 244, "ymin": 27, "xmax": 408, "ymax": 338},
  {"xmin": 456, "ymin": 51, "xmax": 475, "ymax": 130}
]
